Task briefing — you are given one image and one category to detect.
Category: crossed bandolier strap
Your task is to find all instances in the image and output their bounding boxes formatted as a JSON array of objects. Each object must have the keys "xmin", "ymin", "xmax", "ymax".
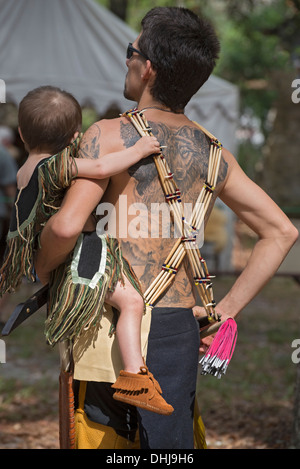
[{"xmin": 123, "ymin": 108, "xmax": 224, "ymax": 333}]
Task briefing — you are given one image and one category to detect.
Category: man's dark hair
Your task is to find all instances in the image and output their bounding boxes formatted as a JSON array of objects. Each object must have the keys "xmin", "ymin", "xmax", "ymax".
[
  {"xmin": 18, "ymin": 86, "xmax": 82, "ymax": 154},
  {"xmin": 138, "ymin": 7, "xmax": 220, "ymax": 112}
]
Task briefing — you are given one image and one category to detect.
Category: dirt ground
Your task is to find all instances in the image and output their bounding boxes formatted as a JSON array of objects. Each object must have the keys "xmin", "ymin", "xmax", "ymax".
[
  {"xmin": 0, "ymin": 275, "xmax": 299, "ymax": 450},
  {"xmin": 0, "ymin": 220, "xmax": 299, "ymax": 450},
  {"xmin": 0, "ymin": 400, "xmax": 294, "ymax": 450}
]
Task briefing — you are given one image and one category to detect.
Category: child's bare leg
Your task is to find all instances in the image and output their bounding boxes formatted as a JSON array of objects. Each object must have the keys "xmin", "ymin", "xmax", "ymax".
[
  {"xmin": 108, "ymin": 277, "xmax": 174, "ymax": 416},
  {"xmin": 105, "ymin": 276, "xmax": 145, "ymax": 373}
]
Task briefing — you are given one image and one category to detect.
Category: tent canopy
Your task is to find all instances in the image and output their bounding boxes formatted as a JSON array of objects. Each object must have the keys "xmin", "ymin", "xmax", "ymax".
[{"xmin": 0, "ymin": 0, "xmax": 239, "ymax": 152}]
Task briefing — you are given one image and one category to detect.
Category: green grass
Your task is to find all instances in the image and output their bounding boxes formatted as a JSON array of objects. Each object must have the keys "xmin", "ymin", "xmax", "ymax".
[
  {"xmin": 0, "ymin": 284, "xmax": 59, "ymax": 422},
  {"xmin": 196, "ymin": 275, "xmax": 300, "ymax": 448}
]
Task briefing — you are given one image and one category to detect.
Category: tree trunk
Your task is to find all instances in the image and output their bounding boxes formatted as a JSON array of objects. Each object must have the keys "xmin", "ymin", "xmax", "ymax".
[
  {"xmin": 261, "ymin": 70, "xmax": 300, "ymax": 447},
  {"xmin": 109, "ymin": 0, "xmax": 128, "ymax": 21},
  {"xmin": 261, "ymin": 70, "xmax": 300, "ymax": 215},
  {"xmin": 292, "ymin": 362, "xmax": 300, "ymax": 448}
]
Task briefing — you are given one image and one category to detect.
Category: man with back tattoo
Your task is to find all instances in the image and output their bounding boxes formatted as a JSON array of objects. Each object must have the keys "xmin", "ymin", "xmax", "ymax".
[{"xmin": 35, "ymin": 7, "xmax": 298, "ymax": 449}]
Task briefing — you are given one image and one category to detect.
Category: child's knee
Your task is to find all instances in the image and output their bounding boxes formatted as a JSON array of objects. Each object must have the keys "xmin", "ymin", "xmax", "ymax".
[{"xmin": 129, "ymin": 290, "xmax": 144, "ymax": 313}]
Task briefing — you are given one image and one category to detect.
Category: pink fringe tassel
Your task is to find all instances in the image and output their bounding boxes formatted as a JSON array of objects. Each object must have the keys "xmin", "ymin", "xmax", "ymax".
[{"xmin": 199, "ymin": 318, "xmax": 238, "ymax": 379}]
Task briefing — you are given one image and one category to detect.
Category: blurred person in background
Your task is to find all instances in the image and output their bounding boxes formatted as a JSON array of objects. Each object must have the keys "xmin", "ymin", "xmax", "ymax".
[{"xmin": 0, "ymin": 129, "xmax": 17, "ymax": 325}]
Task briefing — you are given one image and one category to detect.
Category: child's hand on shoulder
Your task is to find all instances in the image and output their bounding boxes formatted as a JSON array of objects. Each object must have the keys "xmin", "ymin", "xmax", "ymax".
[{"xmin": 134, "ymin": 136, "xmax": 161, "ymax": 159}]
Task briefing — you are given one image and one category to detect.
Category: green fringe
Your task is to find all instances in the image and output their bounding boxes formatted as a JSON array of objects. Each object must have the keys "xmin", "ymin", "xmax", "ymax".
[
  {"xmin": 0, "ymin": 136, "xmax": 81, "ymax": 297},
  {"xmin": 45, "ymin": 254, "xmax": 110, "ymax": 346},
  {"xmin": 45, "ymin": 235, "xmax": 144, "ymax": 347},
  {"xmin": 0, "ymin": 223, "xmax": 36, "ymax": 293},
  {"xmin": 37, "ymin": 135, "xmax": 80, "ymax": 220},
  {"xmin": 105, "ymin": 236, "xmax": 143, "ymax": 296}
]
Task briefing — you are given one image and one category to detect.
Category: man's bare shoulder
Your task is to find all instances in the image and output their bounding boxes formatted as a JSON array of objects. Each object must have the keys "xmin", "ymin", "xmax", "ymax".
[
  {"xmin": 78, "ymin": 117, "xmax": 124, "ymax": 159},
  {"xmin": 218, "ymin": 146, "xmax": 254, "ymax": 200},
  {"xmin": 215, "ymin": 147, "xmax": 237, "ymax": 192}
]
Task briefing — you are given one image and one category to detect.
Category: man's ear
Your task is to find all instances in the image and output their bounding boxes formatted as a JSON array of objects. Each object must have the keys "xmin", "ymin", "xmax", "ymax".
[{"xmin": 141, "ymin": 60, "xmax": 156, "ymax": 82}]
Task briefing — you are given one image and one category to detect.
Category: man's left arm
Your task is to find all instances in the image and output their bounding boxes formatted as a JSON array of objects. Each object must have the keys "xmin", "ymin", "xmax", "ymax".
[
  {"xmin": 35, "ymin": 177, "xmax": 108, "ymax": 285},
  {"xmin": 35, "ymin": 123, "xmax": 108, "ymax": 284}
]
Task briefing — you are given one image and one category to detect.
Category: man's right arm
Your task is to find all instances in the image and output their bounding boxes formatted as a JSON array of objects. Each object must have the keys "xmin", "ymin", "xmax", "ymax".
[
  {"xmin": 35, "ymin": 123, "xmax": 108, "ymax": 285},
  {"xmin": 198, "ymin": 148, "xmax": 298, "ymax": 333},
  {"xmin": 216, "ymin": 148, "xmax": 298, "ymax": 318},
  {"xmin": 196, "ymin": 147, "xmax": 298, "ymax": 352}
]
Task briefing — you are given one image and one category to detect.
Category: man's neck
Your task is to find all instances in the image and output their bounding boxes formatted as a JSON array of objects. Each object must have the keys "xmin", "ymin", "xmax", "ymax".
[{"xmin": 137, "ymin": 96, "xmax": 183, "ymax": 115}]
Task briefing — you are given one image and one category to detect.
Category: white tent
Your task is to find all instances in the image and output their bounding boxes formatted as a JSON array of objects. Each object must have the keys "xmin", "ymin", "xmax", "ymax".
[{"xmin": 0, "ymin": 0, "xmax": 239, "ymax": 154}]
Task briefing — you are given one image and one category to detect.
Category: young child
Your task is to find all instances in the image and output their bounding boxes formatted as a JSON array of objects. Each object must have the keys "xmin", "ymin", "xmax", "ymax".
[{"xmin": 0, "ymin": 85, "xmax": 173, "ymax": 416}]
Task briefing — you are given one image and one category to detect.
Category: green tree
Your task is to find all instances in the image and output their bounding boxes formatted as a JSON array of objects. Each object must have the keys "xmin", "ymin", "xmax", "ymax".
[{"xmin": 95, "ymin": 0, "xmax": 300, "ymax": 210}]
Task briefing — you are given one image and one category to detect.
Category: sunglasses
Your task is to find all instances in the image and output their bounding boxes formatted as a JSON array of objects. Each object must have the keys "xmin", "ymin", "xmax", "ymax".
[{"xmin": 126, "ymin": 43, "xmax": 150, "ymax": 61}]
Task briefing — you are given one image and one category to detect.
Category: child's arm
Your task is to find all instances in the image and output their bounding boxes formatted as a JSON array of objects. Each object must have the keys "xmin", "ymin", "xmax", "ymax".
[{"xmin": 73, "ymin": 135, "xmax": 160, "ymax": 179}]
